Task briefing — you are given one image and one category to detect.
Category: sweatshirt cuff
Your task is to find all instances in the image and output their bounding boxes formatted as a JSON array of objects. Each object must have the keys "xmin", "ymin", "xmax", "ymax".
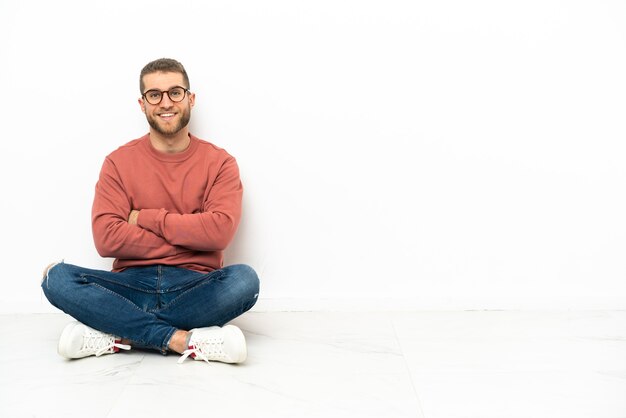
[{"xmin": 137, "ymin": 208, "xmax": 168, "ymax": 237}]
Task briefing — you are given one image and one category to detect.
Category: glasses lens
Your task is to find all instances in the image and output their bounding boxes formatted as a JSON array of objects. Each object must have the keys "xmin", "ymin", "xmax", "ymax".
[
  {"xmin": 144, "ymin": 90, "xmax": 162, "ymax": 104},
  {"xmin": 168, "ymin": 87, "xmax": 186, "ymax": 102}
]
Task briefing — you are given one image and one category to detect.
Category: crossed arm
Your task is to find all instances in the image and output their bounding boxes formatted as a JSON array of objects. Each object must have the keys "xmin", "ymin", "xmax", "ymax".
[{"xmin": 92, "ymin": 157, "xmax": 243, "ymax": 260}]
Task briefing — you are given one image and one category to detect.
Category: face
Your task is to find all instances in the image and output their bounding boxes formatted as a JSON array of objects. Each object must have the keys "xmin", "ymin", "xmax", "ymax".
[{"xmin": 139, "ymin": 71, "xmax": 195, "ymax": 137}]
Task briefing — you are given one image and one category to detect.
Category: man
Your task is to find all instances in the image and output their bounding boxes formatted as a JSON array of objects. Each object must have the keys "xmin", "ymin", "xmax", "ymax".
[{"xmin": 42, "ymin": 58, "xmax": 259, "ymax": 364}]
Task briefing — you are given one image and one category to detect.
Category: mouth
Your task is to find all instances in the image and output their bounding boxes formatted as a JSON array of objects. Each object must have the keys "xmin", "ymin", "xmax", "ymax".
[{"xmin": 157, "ymin": 112, "xmax": 177, "ymax": 121}]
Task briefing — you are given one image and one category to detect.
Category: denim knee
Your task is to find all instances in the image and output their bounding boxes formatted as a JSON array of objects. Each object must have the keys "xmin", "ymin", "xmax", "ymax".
[
  {"xmin": 41, "ymin": 261, "xmax": 68, "ymax": 307},
  {"xmin": 226, "ymin": 264, "xmax": 260, "ymax": 298},
  {"xmin": 41, "ymin": 262, "xmax": 90, "ymax": 305},
  {"xmin": 220, "ymin": 264, "xmax": 260, "ymax": 314}
]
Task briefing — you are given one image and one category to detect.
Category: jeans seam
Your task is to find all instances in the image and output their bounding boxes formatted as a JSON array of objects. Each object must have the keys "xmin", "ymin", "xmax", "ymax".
[
  {"xmin": 79, "ymin": 274, "xmax": 158, "ymax": 294},
  {"xmin": 156, "ymin": 265, "xmax": 163, "ymax": 309}
]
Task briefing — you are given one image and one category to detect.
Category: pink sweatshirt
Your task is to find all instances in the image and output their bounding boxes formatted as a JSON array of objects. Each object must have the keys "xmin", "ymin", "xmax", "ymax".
[{"xmin": 91, "ymin": 134, "xmax": 243, "ymax": 272}]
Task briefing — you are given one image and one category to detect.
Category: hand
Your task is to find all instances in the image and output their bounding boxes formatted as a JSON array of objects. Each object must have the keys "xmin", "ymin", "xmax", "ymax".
[{"xmin": 128, "ymin": 210, "xmax": 140, "ymax": 225}]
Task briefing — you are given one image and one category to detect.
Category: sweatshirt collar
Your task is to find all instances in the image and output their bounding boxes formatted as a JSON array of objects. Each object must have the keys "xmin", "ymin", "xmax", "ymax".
[{"xmin": 142, "ymin": 134, "xmax": 199, "ymax": 162}]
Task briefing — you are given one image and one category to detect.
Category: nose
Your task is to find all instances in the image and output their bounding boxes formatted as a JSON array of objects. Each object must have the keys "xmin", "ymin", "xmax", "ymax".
[{"xmin": 159, "ymin": 92, "xmax": 175, "ymax": 106}]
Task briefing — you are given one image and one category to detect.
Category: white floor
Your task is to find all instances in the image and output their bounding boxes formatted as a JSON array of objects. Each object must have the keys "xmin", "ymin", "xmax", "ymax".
[{"xmin": 1, "ymin": 311, "xmax": 625, "ymax": 418}]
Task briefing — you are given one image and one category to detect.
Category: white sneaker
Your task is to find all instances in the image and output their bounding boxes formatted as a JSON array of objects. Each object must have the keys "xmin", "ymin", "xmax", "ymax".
[
  {"xmin": 178, "ymin": 325, "xmax": 247, "ymax": 364},
  {"xmin": 58, "ymin": 321, "xmax": 131, "ymax": 359}
]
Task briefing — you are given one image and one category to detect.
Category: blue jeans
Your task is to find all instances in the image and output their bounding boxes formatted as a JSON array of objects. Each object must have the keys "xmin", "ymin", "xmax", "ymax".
[{"xmin": 41, "ymin": 262, "xmax": 259, "ymax": 354}]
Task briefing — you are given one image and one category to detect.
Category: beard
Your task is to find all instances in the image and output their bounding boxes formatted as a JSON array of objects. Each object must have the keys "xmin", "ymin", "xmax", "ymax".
[{"xmin": 146, "ymin": 107, "xmax": 191, "ymax": 137}]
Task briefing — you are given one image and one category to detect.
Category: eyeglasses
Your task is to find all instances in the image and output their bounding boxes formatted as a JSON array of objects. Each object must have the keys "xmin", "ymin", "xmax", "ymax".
[{"xmin": 142, "ymin": 86, "xmax": 189, "ymax": 105}]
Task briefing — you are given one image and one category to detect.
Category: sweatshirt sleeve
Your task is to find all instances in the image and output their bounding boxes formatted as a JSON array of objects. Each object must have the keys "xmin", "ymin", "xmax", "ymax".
[
  {"xmin": 92, "ymin": 157, "xmax": 181, "ymax": 259},
  {"xmin": 136, "ymin": 156, "xmax": 243, "ymax": 251}
]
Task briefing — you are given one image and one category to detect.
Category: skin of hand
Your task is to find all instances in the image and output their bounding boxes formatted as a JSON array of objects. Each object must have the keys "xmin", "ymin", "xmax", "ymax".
[{"xmin": 128, "ymin": 210, "xmax": 140, "ymax": 225}]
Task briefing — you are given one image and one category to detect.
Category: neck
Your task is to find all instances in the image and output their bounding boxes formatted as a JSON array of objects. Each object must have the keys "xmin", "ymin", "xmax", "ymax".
[{"xmin": 149, "ymin": 129, "xmax": 191, "ymax": 154}]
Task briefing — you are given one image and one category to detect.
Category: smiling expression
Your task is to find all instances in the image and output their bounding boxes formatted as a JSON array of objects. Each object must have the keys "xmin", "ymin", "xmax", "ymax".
[{"xmin": 140, "ymin": 71, "xmax": 195, "ymax": 137}]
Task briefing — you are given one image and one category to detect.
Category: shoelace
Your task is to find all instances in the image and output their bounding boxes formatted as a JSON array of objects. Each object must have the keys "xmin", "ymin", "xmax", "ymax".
[
  {"xmin": 178, "ymin": 337, "xmax": 225, "ymax": 364},
  {"xmin": 81, "ymin": 329, "xmax": 131, "ymax": 357}
]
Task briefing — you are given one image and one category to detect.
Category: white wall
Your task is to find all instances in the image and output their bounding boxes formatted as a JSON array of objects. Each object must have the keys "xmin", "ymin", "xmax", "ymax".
[{"xmin": 1, "ymin": 0, "xmax": 625, "ymax": 312}]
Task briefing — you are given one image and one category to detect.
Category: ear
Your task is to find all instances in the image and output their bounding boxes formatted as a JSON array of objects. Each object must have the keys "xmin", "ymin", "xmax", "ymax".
[
  {"xmin": 188, "ymin": 91, "xmax": 196, "ymax": 108},
  {"xmin": 138, "ymin": 97, "xmax": 146, "ymax": 114}
]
